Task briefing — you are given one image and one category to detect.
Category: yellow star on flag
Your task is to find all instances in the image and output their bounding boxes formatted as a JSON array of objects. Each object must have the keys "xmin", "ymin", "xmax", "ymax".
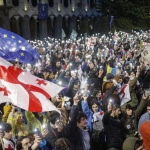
[
  {"xmin": 20, "ymin": 52, "xmax": 24, "ymax": 56},
  {"xmin": 18, "ymin": 40, "xmax": 22, "ymax": 43},
  {"xmin": 3, "ymin": 34, "xmax": 7, "ymax": 38},
  {"xmin": 11, "ymin": 36, "xmax": 15, "ymax": 39},
  {"xmin": 21, "ymin": 46, "xmax": 25, "ymax": 50},
  {"xmin": 15, "ymin": 58, "xmax": 19, "ymax": 62}
]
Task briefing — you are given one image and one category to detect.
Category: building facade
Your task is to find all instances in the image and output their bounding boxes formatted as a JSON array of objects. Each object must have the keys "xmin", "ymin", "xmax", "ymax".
[{"xmin": 0, "ymin": 0, "xmax": 102, "ymax": 40}]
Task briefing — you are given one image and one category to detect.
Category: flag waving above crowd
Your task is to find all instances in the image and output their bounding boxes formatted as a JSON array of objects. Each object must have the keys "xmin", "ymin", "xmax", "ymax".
[
  {"xmin": 0, "ymin": 28, "xmax": 39, "ymax": 64},
  {"xmin": 0, "ymin": 57, "xmax": 63, "ymax": 112}
]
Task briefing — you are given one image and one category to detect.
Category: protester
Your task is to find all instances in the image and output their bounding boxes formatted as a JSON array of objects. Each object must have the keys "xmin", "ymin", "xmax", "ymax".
[
  {"xmin": 0, "ymin": 30, "xmax": 150, "ymax": 150},
  {"xmin": 67, "ymin": 95, "xmax": 91, "ymax": 150}
]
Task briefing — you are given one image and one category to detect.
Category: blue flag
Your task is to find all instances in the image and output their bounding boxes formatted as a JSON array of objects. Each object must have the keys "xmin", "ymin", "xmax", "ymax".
[
  {"xmin": 38, "ymin": 3, "xmax": 48, "ymax": 20},
  {"xmin": 0, "ymin": 28, "xmax": 39, "ymax": 64}
]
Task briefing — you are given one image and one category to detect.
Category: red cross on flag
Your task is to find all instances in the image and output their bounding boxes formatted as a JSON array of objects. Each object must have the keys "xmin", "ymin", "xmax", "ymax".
[{"xmin": 0, "ymin": 57, "xmax": 64, "ymax": 112}]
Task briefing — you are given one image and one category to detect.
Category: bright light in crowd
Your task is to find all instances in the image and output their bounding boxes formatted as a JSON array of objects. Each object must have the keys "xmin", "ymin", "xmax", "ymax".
[{"xmin": 58, "ymin": 81, "xmax": 62, "ymax": 85}]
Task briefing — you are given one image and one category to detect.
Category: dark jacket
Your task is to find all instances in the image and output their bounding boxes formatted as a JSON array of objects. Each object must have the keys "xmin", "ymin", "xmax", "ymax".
[
  {"xmin": 67, "ymin": 105, "xmax": 90, "ymax": 150},
  {"xmin": 45, "ymin": 123, "xmax": 62, "ymax": 149},
  {"xmin": 128, "ymin": 77, "xmax": 139, "ymax": 108},
  {"xmin": 121, "ymin": 99, "xmax": 146, "ymax": 137},
  {"xmin": 102, "ymin": 111, "xmax": 126, "ymax": 149}
]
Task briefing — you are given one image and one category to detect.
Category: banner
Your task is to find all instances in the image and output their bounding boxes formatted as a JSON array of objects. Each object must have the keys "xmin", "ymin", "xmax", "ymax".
[
  {"xmin": 62, "ymin": 29, "xmax": 66, "ymax": 40},
  {"xmin": 70, "ymin": 30, "xmax": 78, "ymax": 40},
  {"xmin": 38, "ymin": 3, "xmax": 48, "ymax": 20},
  {"xmin": 109, "ymin": 16, "xmax": 114, "ymax": 30},
  {"xmin": 0, "ymin": 57, "xmax": 64, "ymax": 112}
]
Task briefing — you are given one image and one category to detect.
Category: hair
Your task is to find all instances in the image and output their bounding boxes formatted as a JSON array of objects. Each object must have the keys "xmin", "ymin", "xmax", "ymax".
[
  {"xmin": 55, "ymin": 138, "xmax": 70, "ymax": 150},
  {"xmin": 1, "ymin": 123, "xmax": 12, "ymax": 133},
  {"xmin": 123, "ymin": 77, "xmax": 130, "ymax": 84},
  {"xmin": 49, "ymin": 111, "xmax": 60, "ymax": 124},
  {"xmin": 134, "ymin": 140, "xmax": 143, "ymax": 150},
  {"xmin": 146, "ymin": 100, "xmax": 150, "ymax": 107},
  {"xmin": 111, "ymin": 103, "xmax": 120, "ymax": 111},
  {"xmin": 91, "ymin": 100, "xmax": 99, "ymax": 107},
  {"xmin": 125, "ymin": 104, "xmax": 133, "ymax": 110},
  {"xmin": 16, "ymin": 136, "xmax": 28, "ymax": 150},
  {"xmin": 77, "ymin": 112, "xmax": 87, "ymax": 123},
  {"xmin": 14, "ymin": 111, "xmax": 23, "ymax": 120}
]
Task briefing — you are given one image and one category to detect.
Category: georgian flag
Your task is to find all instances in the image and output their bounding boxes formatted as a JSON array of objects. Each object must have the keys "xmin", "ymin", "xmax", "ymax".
[{"xmin": 0, "ymin": 57, "xmax": 64, "ymax": 112}]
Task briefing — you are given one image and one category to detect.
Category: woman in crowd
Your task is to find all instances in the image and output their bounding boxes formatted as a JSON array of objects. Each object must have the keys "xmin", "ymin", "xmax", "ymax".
[{"xmin": 0, "ymin": 30, "xmax": 150, "ymax": 150}]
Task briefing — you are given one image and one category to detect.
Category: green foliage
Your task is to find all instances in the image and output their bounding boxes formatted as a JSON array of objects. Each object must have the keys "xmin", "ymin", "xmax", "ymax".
[{"xmin": 97, "ymin": 0, "xmax": 150, "ymax": 31}]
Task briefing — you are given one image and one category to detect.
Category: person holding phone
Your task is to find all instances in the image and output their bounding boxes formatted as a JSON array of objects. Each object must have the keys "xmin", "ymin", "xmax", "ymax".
[{"xmin": 15, "ymin": 134, "xmax": 42, "ymax": 150}]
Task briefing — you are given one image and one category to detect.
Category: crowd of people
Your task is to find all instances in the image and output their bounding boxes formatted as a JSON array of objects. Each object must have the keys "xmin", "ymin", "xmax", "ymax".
[{"xmin": 0, "ymin": 30, "xmax": 150, "ymax": 150}]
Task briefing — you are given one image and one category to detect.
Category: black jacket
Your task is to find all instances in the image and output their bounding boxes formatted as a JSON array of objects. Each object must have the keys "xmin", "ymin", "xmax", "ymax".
[
  {"xmin": 67, "ymin": 105, "xmax": 90, "ymax": 150},
  {"xmin": 102, "ymin": 111, "xmax": 126, "ymax": 149},
  {"xmin": 45, "ymin": 123, "xmax": 62, "ymax": 149}
]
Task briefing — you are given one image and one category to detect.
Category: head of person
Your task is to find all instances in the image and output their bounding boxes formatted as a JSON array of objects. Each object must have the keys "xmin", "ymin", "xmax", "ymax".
[
  {"xmin": 15, "ymin": 112, "xmax": 24, "ymax": 124},
  {"xmin": 91, "ymin": 100, "xmax": 99, "ymax": 113},
  {"xmin": 140, "ymin": 121, "xmax": 150, "ymax": 149},
  {"xmin": 111, "ymin": 103, "xmax": 121, "ymax": 118},
  {"xmin": 43, "ymin": 69, "xmax": 50, "ymax": 75},
  {"xmin": 89, "ymin": 62, "xmax": 94, "ymax": 70},
  {"xmin": 55, "ymin": 138, "xmax": 70, "ymax": 150},
  {"xmin": 77, "ymin": 112, "xmax": 87, "ymax": 129},
  {"xmin": 1, "ymin": 123, "xmax": 12, "ymax": 140},
  {"xmin": 57, "ymin": 52, "xmax": 62, "ymax": 59},
  {"xmin": 122, "ymin": 137, "xmax": 143, "ymax": 150},
  {"xmin": 37, "ymin": 112, "xmax": 43, "ymax": 117},
  {"xmin": 49, "ymin": 111, "xmax": 61, "ymax": 127},
  {"xmin": 106, "ymin": 73, "xmax": 115, "ymax": 82},
  {"xmin": 56, "ymin": 61, "xmax": 61, "ymax": 68},
  {"xmin": 123, "ymin": 76, "xmax": 130, "ymax": 84},
  {"xmin": 125, "ymin": 104, "xmax": 133, "ymax": 116},
  {"xmin": 64, "ymin": 70, "xmax": 70, "ymax": 78},
  {"xmin": 16, "ymin": 136, "xmax": 31, "ymax": 150},
  {"xmin": 73, "ymin": 80, "xmax": 80, "ymax": 90},
  {"xmin": 118, "ymin": 76, "xmax": 123, "ymax": 84},
  {"xmin": 106, "ymin": 61, "xmax": 110, "ymax": 67}
]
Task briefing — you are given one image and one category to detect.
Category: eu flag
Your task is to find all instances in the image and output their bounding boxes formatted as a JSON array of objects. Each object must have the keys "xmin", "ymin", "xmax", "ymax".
[
  {"xmin": 0, "ymin": 28, "xmax": 39, "ymax": 64},
  {"xmin": 38, "ymin": 3, "xmax": 48, "ymax": 20}
]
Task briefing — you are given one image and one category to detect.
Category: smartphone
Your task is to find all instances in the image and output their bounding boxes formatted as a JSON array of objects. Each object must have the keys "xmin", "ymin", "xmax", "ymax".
[
  {"xmin": 84, "ymin": 91, "xmax": 90, "ymax": 97},
  {"xmin": 33, "ymin": 128, "xmax": 43, "ymax": 139}
]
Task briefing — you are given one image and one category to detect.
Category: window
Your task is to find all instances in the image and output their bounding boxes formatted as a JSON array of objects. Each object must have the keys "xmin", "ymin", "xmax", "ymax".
[
  {"xmin": 78, "ymin": 0, "xmax": 82, "ymax": 7},
  {"xmin": 90, "ymin": 0, "xmax": 94, "ymax": 8},
  {"xmin": 31, "ymin": 0, "xmax": 37, "ymax": 7},
  {"xmin": 12, "ymin": 0, "xmax": 19, "ymax": 6},
  {"xmin": 64, "ymin": 0, "xmax": 68, "ymax": 8},
  {"xmin": 48, "ymin": 0, "xmax": 54, "ymax": 7}
]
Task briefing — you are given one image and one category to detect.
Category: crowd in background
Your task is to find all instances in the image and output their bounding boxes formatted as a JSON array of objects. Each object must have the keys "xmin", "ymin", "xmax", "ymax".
[{"xmin": 0, "ymin": 30, "xmax": 150, "ymax": 150}]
